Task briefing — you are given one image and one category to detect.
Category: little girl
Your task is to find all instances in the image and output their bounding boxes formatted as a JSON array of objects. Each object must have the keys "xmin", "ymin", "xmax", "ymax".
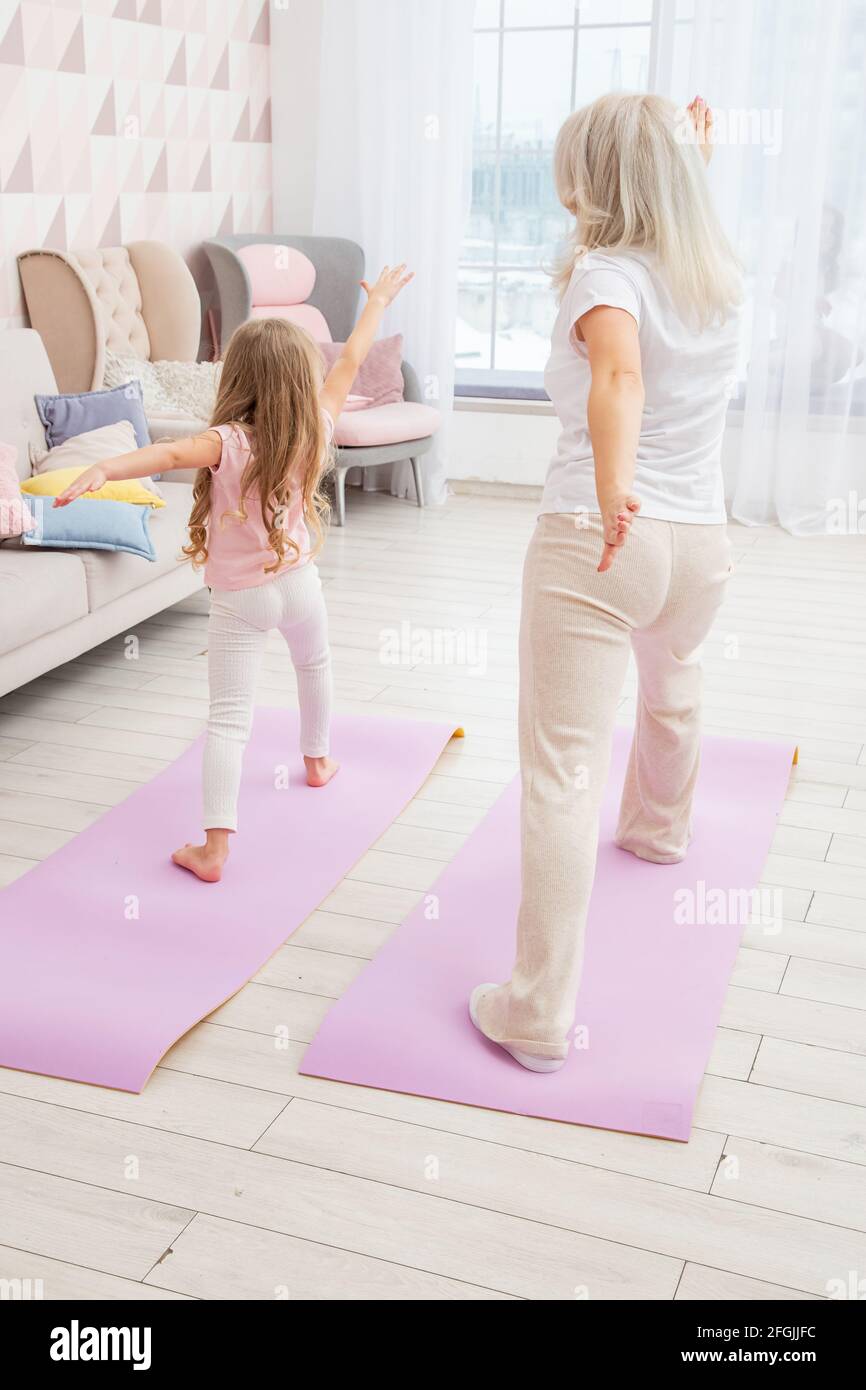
[{"xmin": 55, "ymin": 263, "xmax": 414, "ymax": 882}]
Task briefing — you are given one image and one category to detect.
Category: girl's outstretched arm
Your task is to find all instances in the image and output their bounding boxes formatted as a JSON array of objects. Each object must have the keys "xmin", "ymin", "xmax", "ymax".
[
  {"xmin": 320, "ymin": 263, "xmax": 414, "ymax": 421},
  {"xmin": 52, "ymin": 431, "xmax": 223, "ymax": 507}
]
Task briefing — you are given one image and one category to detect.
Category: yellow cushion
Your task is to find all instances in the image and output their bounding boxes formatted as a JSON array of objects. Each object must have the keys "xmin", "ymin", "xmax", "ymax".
[{"xmin": 22, "ymin": 466, "xmax": 165, "ymax": 508}]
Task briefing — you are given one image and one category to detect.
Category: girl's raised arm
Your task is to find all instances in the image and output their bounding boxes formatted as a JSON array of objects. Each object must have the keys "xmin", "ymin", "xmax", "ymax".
[
  {"xmin": 320, "ymin": 263, "xmax": 414, "ymax": 422},
  {"xmin": 53, "ymin": 430, "xmax": 223, "ymax": 507}
]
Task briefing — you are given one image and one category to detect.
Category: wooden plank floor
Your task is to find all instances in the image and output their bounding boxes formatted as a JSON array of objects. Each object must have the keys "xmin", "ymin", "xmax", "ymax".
[{"xmin": 1, "ymin": 490, "xmax": 865, "ymax": 1301}]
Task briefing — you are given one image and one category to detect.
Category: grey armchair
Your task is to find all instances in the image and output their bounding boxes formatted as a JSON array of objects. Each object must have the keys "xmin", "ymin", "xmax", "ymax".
[{"xmin": 201, "ymin": 234, "xmax": 439, "ymax": 525}]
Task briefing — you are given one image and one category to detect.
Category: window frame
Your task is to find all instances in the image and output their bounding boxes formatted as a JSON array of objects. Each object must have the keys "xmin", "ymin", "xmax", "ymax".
[{"xmin": 456, "ymin": 0, "xmax": 660, "ymax": 401}]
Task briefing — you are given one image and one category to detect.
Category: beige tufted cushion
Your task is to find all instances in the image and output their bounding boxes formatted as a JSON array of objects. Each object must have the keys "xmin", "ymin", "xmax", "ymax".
[{"xmin": 72, "ymin": 248, "xmax": 151, "ymax": 361}]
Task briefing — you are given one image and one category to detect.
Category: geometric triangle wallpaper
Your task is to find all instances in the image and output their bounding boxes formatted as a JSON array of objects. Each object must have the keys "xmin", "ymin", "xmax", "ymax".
[{"xmin": 0, "ymin": 0, "xmax": 273, "ymax": 334}]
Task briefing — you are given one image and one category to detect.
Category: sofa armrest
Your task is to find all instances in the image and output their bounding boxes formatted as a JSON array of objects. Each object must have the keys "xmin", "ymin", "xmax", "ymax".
[
  {"xmin": 147, "ymin": 414, "xmax": 208, "ymax": 485},
  {"xmin": 147, "ymin": 413, "xmax": 207, "ymax": 439}
]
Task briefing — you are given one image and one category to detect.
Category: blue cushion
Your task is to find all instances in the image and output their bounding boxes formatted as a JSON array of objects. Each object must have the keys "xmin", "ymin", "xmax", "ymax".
[
  {"xmin": 35, "ymin": 380, "xmax": 150, "ymax": 450},
  {"xmin": 21, "ymin": 496, "xmax": 156, "ymax": 561}
]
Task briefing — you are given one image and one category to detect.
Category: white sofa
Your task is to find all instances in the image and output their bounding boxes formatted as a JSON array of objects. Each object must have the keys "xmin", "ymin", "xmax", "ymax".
[{"xmin": 0, "ymin": 329, "xmax": 202, "ymax": 698}]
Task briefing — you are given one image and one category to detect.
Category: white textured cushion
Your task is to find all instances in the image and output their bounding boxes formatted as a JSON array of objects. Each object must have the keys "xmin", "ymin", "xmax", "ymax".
[
  {"xmin": 104, "ymin": 350, "xmax": 221, "ymax": 422},
  {"xmin": 28, "ymin": 421, "xmax": 163, "ymax": 500}
]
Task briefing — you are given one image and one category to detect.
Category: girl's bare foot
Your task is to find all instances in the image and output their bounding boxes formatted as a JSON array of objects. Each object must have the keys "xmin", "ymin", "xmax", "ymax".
[
  {"xmin": 304, "ymin": 755, "xmax": 340, "ymax": 788},
  {"xmin": 172, "ymin": 828, "xmax": 230, "ymax": 882}
]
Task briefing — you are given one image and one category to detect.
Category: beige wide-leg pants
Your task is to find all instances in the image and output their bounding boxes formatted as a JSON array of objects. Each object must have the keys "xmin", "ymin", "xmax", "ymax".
[{"xmin": 476, "ymin": 512, "xmax": 732, "ymax": 1060}]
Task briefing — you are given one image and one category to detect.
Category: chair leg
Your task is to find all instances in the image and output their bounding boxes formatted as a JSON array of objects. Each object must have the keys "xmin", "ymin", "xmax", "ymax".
[
  {"xmin": 410, "ymin": 456, "xmax": 425, "ymax": 508},
  {"xmin": 333, "ymin": 467, "xmax": 347, "ymax": 527}
]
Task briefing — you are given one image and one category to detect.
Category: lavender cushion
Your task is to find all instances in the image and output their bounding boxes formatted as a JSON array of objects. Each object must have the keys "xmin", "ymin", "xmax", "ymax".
[
  {"xmin": 319, "ymin": 335, "xmax": 405, "ymax": 409},
  {"xmin": 35, "ymin": 380, "xmax": 150, "ymax": 451}
]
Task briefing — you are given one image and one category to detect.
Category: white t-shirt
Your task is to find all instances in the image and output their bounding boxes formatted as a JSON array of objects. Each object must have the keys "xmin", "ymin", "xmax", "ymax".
[{"xmin": 541, "ymin": 250, "xmax": 740, "ymax": 524}]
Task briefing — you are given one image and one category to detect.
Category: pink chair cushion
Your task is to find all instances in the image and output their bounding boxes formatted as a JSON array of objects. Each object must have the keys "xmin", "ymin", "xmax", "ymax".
[
  {"xmin": 319, "ymin": 335, "xmax": 404, "ymax": 408},
  {"xmin": 249, "ymin": 304, "xmax": 332, "ymax": 341},
  {"xmin": 0, "ymin": 442, "xmax": 34, "ymax": 537},
  {"xmin": 333, "ymin": 402, "xmax": 440, "ymax": 449},
  {"xmin": 237, "ymin": 243, "xmax": 316, "ymax": 305}
]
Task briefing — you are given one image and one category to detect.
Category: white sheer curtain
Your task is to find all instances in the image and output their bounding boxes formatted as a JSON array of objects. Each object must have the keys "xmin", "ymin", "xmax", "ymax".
[
  {"xmin": 652, "ymin": 0, "xmax": 866, "ymax": 535},
  {"xmin": 311, "ymin": 0, "xmax": 474, "ymax": 505}
]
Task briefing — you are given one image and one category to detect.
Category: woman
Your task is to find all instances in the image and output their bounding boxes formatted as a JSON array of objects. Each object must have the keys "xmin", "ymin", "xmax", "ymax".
[{"xmin": 471, "ymin": 94, "xmax": 743, "ymax": 1072}]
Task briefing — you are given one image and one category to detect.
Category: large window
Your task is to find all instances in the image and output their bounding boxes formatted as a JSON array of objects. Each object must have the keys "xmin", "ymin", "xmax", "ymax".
[{"xmin": 457, "ymin": 0, "xmax": 656, "ymax": 398}]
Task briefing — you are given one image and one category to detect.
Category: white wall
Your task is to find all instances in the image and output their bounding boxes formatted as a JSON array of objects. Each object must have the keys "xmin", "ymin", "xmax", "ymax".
[{"xmin": 450, "ymin": 406, "xmax": 557, "ymax": 487}]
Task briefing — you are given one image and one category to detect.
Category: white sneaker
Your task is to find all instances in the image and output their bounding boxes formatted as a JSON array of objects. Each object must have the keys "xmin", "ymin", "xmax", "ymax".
[{"xmin": 469, "ymin": 985, "xmax": 566, "ymax": 1074}]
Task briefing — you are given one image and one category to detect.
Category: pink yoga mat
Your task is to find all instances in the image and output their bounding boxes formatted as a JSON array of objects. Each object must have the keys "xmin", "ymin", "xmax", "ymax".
[
  {"xmin": 301, "ymin": 731, "xmax": 795, "ymax": 1140},
  {"xmin": 0, "ymin": 711, "xmax": 458, "ymax": 1092}
]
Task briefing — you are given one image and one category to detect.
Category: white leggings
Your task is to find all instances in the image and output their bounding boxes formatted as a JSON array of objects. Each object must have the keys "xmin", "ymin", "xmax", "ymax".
[{"xmin": 202, "ymin": 563, "xmax": 331, "ymax": 831}]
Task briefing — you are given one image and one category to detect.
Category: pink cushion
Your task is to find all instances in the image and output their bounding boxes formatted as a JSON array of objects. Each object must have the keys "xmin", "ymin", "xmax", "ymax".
[
  {"xmin": 0, "ymin": 442, "xmax": 34, "ymax": 537},
  {"xmin": 249, "ymin": 304, "xmax": 332, "ymax": 341},
  {"xmin": 237, "ymin": 243, "xmax": 316, "ymax": 306},
  {"xmin": 319, "ymin": 335, "xmax": 404, "ymax": 408},
  {"xmin": 333, "ymin": 402, "xmax": 440, "ymax": 449}
]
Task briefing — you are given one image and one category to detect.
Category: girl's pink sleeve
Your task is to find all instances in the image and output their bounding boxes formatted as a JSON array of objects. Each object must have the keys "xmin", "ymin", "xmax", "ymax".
[
  {"xmin": 206, "ymin": 423, "xmax": 233, "ymax": 472},
  {"xmin": 321, "ymin": 409, "xmax": 335, "ymax": 444}
]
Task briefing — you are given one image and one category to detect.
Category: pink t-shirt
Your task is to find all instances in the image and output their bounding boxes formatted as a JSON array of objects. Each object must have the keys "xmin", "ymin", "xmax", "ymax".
[{"xmin": 203, "ymin": 414, "xmax": 333, "ymax": 591}]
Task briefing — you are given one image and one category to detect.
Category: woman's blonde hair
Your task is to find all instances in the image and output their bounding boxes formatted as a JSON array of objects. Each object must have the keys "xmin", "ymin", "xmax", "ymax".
[
  {"xmin": 184, "ymin": 317, "xmax": 332, "ymax": 573},
  {"xmin": 552, "ymin": 92, "xmax": 742, "ymax": 328}
]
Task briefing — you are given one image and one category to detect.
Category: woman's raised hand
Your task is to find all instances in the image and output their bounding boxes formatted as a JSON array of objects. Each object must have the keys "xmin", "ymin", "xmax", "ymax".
[
  {"xmin": 598, "ymin": 493, "xmax": 641, "ymax": 573},
  {"xmin": 687, "ymin": 95, "xmax": 713, "ymax": 166},
  {"xmin": 360, "ymin": 263, "xmax": 415, "ymax": 307}
]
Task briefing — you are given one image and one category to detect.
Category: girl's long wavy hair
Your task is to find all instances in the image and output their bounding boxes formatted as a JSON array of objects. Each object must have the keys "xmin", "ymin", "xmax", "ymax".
[
  {"xmin": 552, "ymin": 93, "xmax": 742, "ymax": 329},
  {"xmin": 184, "ymin": 318, "xmax": 332, "ymax": 574}
]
